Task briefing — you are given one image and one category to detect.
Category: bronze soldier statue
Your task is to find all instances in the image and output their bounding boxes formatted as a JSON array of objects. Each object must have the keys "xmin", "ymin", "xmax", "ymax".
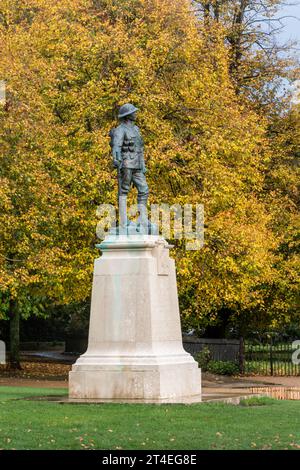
[{"xmin": 110, "ymin": 103, "xmax": 154, "ymax": 234}]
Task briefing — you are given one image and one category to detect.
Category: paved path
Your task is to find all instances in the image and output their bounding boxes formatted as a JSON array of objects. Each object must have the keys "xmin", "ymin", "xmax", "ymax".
[
  {"xmin": 240, "ymin": 375, "xmax": 300, "ymax": 387},
  {"xmin": 1, "ymin": 374, "xmax": 299, "ymax": 403},
  {"xmin": 1, "ymin": 355, "xmax": 299, "ymax": 402}
]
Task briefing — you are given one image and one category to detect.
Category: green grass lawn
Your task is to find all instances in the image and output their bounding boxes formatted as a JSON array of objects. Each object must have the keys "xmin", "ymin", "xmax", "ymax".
[{"xmin": 0, "ymin": 386, "xmax": 300, "ymax": 450}]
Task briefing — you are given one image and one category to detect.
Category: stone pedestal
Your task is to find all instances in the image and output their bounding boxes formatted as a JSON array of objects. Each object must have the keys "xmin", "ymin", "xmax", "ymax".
[{"xmin": 69, "ymin": 234, "xmax": 201, "ymax": 402}]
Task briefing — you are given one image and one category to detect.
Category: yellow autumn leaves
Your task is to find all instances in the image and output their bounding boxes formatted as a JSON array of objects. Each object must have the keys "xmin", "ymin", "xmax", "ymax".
[{"xmin": 0, "ymin": 0, "xmax": 299, "ymax": 334}]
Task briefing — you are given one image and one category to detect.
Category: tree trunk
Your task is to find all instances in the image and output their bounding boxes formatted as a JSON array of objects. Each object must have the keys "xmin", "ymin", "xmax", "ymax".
[
  {"xmin": 203, "ymin": 3, "xmax": 211, "ymax": 22},
  {"xmin": 8, "ymin": 298, "xmax": 22, "ymax": 370},
  {"xmin": 228, "ymin": 0, "xmax": 248, "ymax": 86}
]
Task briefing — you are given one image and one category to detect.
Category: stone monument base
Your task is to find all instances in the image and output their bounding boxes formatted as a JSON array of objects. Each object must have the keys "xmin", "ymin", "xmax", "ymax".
[
  {"xmin": 69, "ymin": 234, "xmax": 201, "ymax": 401},
  {"xmin": 70, "ymin": 360, "xmax": 201, "ymax": 401}
]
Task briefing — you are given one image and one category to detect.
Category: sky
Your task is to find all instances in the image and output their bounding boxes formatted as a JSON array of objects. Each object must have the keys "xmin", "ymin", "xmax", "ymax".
[
  {"xmin": 278, "ymin": 2, "xmax": 300, "ymax": 53},
  {"xmin": 278, "ymin": 3, "xmax": 300, "ymax": 101}
]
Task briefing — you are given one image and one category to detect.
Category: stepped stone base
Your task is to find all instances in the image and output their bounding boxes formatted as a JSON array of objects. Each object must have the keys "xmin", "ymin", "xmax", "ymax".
[{"xmin": 69, "ymin": 234, "xmax": 201, "ymax": 401}]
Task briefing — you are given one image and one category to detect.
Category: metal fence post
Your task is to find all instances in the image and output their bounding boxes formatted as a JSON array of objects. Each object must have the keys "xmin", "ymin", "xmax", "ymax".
[
  {"xmin": 270, "ymin": 338, "xmax": 274, "ymax": 376},
  {"xmin": 239, "ymin": 336, "xmax": 245, "ymax": 374}
]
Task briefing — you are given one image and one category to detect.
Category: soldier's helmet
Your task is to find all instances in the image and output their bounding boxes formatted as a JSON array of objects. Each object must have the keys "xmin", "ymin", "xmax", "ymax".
[{"xmin": 118, "ymin": 103, "xmax": 139, "ymax": 119}]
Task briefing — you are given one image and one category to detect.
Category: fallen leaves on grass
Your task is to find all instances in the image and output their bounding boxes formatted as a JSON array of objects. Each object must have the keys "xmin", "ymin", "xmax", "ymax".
[
  {"xmin": 0, "ymin": 362, "xmax": 71, "ymax": 380},
  {"xmin": 289, "ymin": 442, "xmax": 300, "ymax": 449}
]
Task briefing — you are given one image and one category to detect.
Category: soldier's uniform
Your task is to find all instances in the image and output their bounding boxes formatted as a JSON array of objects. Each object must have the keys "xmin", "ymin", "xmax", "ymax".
[{"xmin": 110, "ymin": 107, "xmax": 149, "ymax": 205}]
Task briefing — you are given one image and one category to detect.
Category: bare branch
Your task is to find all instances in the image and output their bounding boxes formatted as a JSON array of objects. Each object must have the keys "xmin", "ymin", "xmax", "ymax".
[{"xmin": 0, "ymin": 254, "xmax": 24, "ymax": 263}]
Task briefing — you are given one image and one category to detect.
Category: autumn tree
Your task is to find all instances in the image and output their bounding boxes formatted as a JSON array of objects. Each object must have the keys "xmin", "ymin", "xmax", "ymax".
[
  {"xmin": 260, "ymin": 103, "xmax": 300, "ymax": 332},
  {"xmin": 0, "ymin": 0, "xmax": 102, "ymax": 367},
  {"xmin": 0, "ymin": 0, "xmax": 298, "ymax": 362},
  {"xmin": 193, "ymin": 0, "xmax": 299, "ymax": 113}
]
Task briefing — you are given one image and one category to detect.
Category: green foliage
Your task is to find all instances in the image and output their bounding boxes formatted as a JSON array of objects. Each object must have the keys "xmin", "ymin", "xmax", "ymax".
[
  {"xmin": 195, "ymin": 346, "xmax": 212, "ymax": 369},
  {"xmin": 239, "ymin": 397, "xmax": 278, "ymax": 407},
  {"xmin": 195, "ymin": 349, "xmax": 240, "ymax": 375},
  {"xmin": 206, "ymin": 360, "xmax": 240, "ymax": 376}
]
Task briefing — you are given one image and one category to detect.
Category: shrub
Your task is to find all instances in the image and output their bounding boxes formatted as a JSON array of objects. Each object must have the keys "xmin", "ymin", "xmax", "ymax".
[
  {"xmin": 195, "ymin": 347, "xmax": 212, "ymax": 370},
  {"xmin": 206, "ymin": 360, "xmax": 239, "ymax": 376}
]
